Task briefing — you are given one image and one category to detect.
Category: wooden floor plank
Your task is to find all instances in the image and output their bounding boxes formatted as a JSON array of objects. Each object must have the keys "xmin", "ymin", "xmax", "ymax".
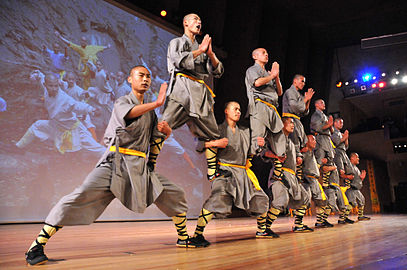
[{"xmin": 0, "ymin": 214, "xmax": 406, "ymax": 269}]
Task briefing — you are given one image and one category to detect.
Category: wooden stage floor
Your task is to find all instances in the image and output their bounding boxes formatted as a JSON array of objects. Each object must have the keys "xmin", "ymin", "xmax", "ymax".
[{"xmin": 1, "ymin": 214, "xmax": 406, "ymax": 269}]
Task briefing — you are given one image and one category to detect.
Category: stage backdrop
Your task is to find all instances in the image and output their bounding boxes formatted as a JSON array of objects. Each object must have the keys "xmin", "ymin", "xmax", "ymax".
[{"xmin": 0, "ymin": 0, "xmax": 210, "ymax": 222}]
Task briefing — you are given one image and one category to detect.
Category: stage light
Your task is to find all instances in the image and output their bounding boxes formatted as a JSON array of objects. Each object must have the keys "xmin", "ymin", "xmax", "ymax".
[
  {"xmin": 362, "ymin": 74, "xmax": 371, "ymax": 82},
  {"xmin": 371, "ymin": 83, "xmax": 377, "ymax": 88},
  {"xmin": 336, "ymin": 81, "xmax": 342, "ymax": 87},
  {"xmin": 378, "ymin": 82, "xmax": 386, "ymax": 88},
  {"xmin": 372, "ymin": 76, "xmax": 377, "ymax": 80},
  {"xmin": 354, "ymin": 79, "xmax": 358, "ymax": 83},
  {"xmin": 402, "ymin": 76, "xmax": 407, "ymax": 83},
  {"xmin": 396, "ymin": 71, "xmax": 400, "ymax": 75},
  {"xmin": 391, "ymin": 78, "xmax": 398, "ymax": 85},
  {"xmin": 382, "ymin": 72, "xmax": 386, "ymax": 77},
  {"xmin": 361, "ymin": 85, "xmax": 366, "ymax": 91},
  {"xmin": 160, "ymin": 10, "xmax": 167, "ymax": 17},
  {"xmin": 345, "ymin": 82, "xmax": 349, "ymax": 86}
]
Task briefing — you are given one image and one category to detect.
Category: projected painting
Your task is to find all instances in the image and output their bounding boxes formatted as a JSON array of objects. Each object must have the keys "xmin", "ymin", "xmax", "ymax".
[{"xmin": 0, "ymin": 0, "xmax": 209, "ymax": 222}]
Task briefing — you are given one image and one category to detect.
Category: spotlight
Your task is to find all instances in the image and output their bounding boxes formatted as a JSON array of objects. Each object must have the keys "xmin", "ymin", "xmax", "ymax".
[
  {"xmin": 345, "ymin": 82, "xmax": 349, "ymax": 86},
  {"xmin": 354, "ymin": 79, "xmax": 358, "ymax": 83},
  {"xmin": 361, "ymin": 85, "xmax": 366, "ymax": 91},
  {"xmin": 391, "ymin": 78, "xmax": 398, "ymax": 85},
  {"xmin": 336, "ymin": 81, "xmax": 342, "ymax": 87},
  {"xmin": 378, "ymin": 82, "xmax": 386, "ymax": 88},
  {"xmin": 160, "ymin": 10, "xmax": 167, "ymax": 17},
  {"xmin": 371, "ymin": 83, "xmax": 377, "ymax": 88},
  {"xmin": 372, "ymin": 76, "xmax": 377, "ymax": 80},
  {"xmin": 402, "ymin": 76, "xmax": 407, "ymax": 83},
  {"xmin": 362, "ymin": 74, "xmax": 371, "ymax": 82},
  {"xmin": 396, "ymin": 71, "xmax": 400, "ymax": 75},
  {"xmin": 382, "ymin": 72, "xmax": 386, "ymax": 77}
]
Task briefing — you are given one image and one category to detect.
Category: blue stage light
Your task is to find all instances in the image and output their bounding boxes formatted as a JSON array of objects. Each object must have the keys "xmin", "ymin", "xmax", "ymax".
[{"xmin": 362, "ymin": 73, "xmax": 371, "ymax": 82}]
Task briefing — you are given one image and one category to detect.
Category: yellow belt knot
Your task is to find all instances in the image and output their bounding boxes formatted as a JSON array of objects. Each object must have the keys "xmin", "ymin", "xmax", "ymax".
[
  {"xmin": 109, "ymin": 146, "xmax": 146, "ymax": 158},
  {"xmin": 255, "ymin": 98, "xmax": 280, "ymax": 118},
  {"xmin": 218, "ymin": 159, "xmax": 261, "ymax": 190},
  {"xmin": 176, "ymin": 73, "xmax": 216, "ymax": 98},
  {"xmin": 282, "ymin": 112, "xmax": 300, "ymax": 120},
  {"xmin": 59, "ymin": 120, "xmax": 80, "ymax": 154}
]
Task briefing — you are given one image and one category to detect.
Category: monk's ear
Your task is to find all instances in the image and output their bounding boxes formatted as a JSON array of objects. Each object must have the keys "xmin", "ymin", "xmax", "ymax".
[{"xmin": 127, "ymin": 76, "xmax": 132, "ymax": 84}]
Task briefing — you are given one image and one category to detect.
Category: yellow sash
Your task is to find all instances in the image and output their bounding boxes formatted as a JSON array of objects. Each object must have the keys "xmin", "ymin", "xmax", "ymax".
[
  {"xmin": 109, "ymin": 146, "xmax": 146, "ymax": 158},
  {"xmin": 330, "ymin": 138, "xmax": 336, "ymax": 149},
  {"xmin": 306, "ymin": 175, "xmax": 328, "ymax": 201},
  {"xmin": 218, "ymin": 160, "xmax": 261, "ymax": 190},
  {"xmin": 331, "ymin": 183, "xmax": 349, "ymax": 205},
  {"xmin": 282, "ymin": 167, "xmax": 295, "ymax": 175},
  {"xmin": 255, "ymin": 98, "xmax": 281, "ymax": 118},
  {"xmin": 282, "ymin": 112, "xmax": 300, "ymax": 120},
  {"xmin": 176, "ymin": 73, "xmax": 216, "ymax": 98},
  {"xmin": 59, "ymin": 120, "xmax": 80, "ymax": 154}
]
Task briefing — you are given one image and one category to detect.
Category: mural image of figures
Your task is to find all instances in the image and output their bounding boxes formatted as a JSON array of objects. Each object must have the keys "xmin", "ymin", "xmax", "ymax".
[{"xmin": 0, "ymin": 0, "xmax": 208, "ymax": 222}]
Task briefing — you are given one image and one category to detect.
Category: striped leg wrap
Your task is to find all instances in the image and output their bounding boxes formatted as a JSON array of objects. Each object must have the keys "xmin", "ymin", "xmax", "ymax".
[
  {"xmin": 193, "ymin": 209, "xmax": 213, "ymax": 237},
  {"xmin": 322, "ymin": 171, "xmax": 331, "ymax": 187},
  {"xmin": 172, "ymin": 212, "xmax": 189, "ymax": 241},
  {"xmin": 294, "ymin": 205, "xmax": 307, "ymax": 228},
  {"xmin": 205, "ymin": 147, "xmax": 218, "ymax": 177},
  {"xmin": 345, "ymin": 204, "xmax": 352, "ymax": 218},
  {"xmin": 323, "ymin": 205, "xmax": 332, "ymax": 221},
  {"xmin": 257, "ymin": 212, "xmax": 267, "ymax": 233},
  {"xmin": 148, "ymin": 137, "xmax": 165, "ymax": 170},
  {"xmin": 296, "ymin": 163, "xmax": 304, "ymax": 182},
  {"xmin": 358, "ymin": 206, "xmax": 364, "ymax": 217},
  {"xmin": 316, "ymin": 206, "xmax": 326, "ymax": 224},
  {"xmin": 272, "ymin": 160, "xmax": 283, "ymax": 181},
  {"xmin": 266, "ymin": 208, "xmax": 281, "ymax": 229},
  {"xmin": 29, "ymin": 223, "xmax": 62, "ymax": 251}
]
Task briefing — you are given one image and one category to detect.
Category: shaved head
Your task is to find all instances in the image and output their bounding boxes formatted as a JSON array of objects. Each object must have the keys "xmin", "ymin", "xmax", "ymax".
[
  {"xmin": 252, "ymin": 48, "xmax": 265, "ymax": 57},
  {"xmin": 130, "ymin": 65, "xmax": 149, "ymax": 76},
  {"xmin": 224, "ymin": 101, "xmax": 240, "ymax": 110},
  {"xmin": 183, "ymin": 13, "xmax": 198, "ymax": 22}
]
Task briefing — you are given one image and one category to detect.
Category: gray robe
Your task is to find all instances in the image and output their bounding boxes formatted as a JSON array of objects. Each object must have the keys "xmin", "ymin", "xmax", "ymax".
[
  {"xmin": 45, "ymin": 91, "xmax": 187, "ymax": 226},
  {"xmin": 268, "ymin": 135, "xmax": 310, "ymax": 211},
  {"xmin": 282, "ymin": 85, "xmax": 309, "ymax": 152},
  {"xmin": 331, "ymin": 127, "xmax": 351, "ymax": 173},
  {"xmin": 162, "ymin": 34, "xmax": 223, "ymax": 140},
  {"xmin": 203, "ymin": 122, "xmax": 269, "ymax": 217},
  {"xmin": 302, "ymin": 150, "xmax": 326, "ymax": 205},
  {"xmin": 345, "ymin": 163, "xmax": 366, "ymax": 207},
  {"xmin": 245, "ymin": 63, "xmax": 284, "ymax": 156},
  {"xmin": 310, "ymin": 109, "xmax": 335, "ymax": 165}
]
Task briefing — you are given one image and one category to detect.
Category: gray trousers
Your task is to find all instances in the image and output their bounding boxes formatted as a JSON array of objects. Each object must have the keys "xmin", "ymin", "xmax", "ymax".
[
  {"xmin": 45, "ymin": 162, "xmax": 188, "ymax": 226},
  {"xmin": 346, "ymin": 188, "xmax": 365, "ymax": 207},
  {"xmin": 270, "ymin": 180, "xmax": 310, "ymax": 211},
  {"xmin": 203, "ymin": 178, "xmax": 269, "ymax": 218},
  {"xmin": 161, "ymin": 99, "xmax": 220, "ymax": 141},
  {"xmin": 302, "ymin": 178, "xmax": 327, "ymax": 207},
  {"xmin": 324, "ymin": 186, "xmax": 347, "ymax": 212}
]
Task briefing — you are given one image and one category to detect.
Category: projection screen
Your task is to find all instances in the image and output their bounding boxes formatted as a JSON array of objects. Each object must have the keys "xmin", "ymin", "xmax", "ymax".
[{"xmin": 0, "ymin": 0, "xmax": 211, "ymax": 222}]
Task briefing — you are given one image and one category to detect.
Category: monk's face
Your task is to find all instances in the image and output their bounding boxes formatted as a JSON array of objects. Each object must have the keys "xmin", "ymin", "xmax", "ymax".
[
  {"xmin": 307, "ymin": 135, "xmax": 316, "ymax": 149},
  {"xmin": 293, "ymin": 76, "xmax": 305, "ymax": 90},
  {"xmin": 45, "ymin": 75, "xmax": 59, "ymax": 97},
  {"xmin": 66, "ymin": 73, "xmax": 76, "ymax": 88},
  {"xmin": 315, "ymin": 100, "xmax": 325, "ymax": 111},
  {"xmin": 334, "ymin": 119, "xmax": 343, "ymax": 130},
  {"xmin": 253, "ymin": 48, "xmax": 269, "ymax": 65},
  {"xmin": 350, "ymin": 153, "xmax": 360, "ymax": 165},
  {"xmin": 116, "ymin": 72, "xmax": 125, "ymax": 85},
  {"xmin": 184, "ymin": 14, "xmax": 201, "ymax": 35},
  {"xmin": 283, "ymin": 118, "xmax": 295, "ymax": 134},
  {"xmin": 128, "ymin": 67, "xmax": 151, "ymax": 93},
  {"xmin": 225, "ymin": 102, "xmax": 241, "ymax": 123}
]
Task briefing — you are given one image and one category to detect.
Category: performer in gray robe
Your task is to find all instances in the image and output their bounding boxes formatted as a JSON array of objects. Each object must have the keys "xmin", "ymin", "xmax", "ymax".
[
  {"xmin": 343, "ymin": 153, "xmax": 371, "ymax": 222},
  {"xmin": 190, "ymin": 101, "xmax": 269, "ymax": 246},
  {"xmin": 301, "ymin": 135, "xmax": 332, "ymax": 228},
  {"xmin": 25, "ymin": 67, "xmax": 201, "ymax": 267},
  {"xmin": 260, "ymin": 117, "xmax": 312, "ymax": 238},
  {"xmin": 151, "ymin": 13, "xmax": 229, "ymax": 181},
  {"xmin": 282, "ymin": 74, "xmax": 314, "ymax": 181},
  {"xmin": 331, "ymin": 118, "xmax": 351, "ymax": 177},
  {"xmin": 245, "ymin": 48, "xmax": 285, "ymax": 182}
]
